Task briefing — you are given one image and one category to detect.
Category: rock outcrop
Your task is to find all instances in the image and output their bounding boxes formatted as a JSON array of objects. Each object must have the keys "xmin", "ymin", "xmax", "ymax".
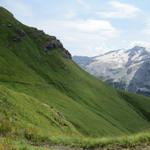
[{"xmin": 44, "ymin": 36, "xmax": 71, "ymax": 59}]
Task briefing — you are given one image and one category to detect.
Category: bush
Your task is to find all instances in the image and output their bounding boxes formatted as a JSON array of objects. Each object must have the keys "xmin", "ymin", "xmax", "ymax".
[
  {"xmin": 24, "ymin": 127, "xmax": 38, "ymax": 142},
  {"xmin": 0, "ymin": 119, "xmax": 12, "ymax": 136},
  {"xmin": 0, "ymin": 139, "xmax": 18, "ymax": 150},
  {"xmin": 24, "ymin": 127, "xmax": 50, "ymax": 144}
]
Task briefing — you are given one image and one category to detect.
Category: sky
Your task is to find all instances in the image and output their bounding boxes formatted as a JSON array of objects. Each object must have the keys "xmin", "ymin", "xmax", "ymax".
[{"xmin": 1, "ymin": 0, "xmax": 150, "ymax": 56}]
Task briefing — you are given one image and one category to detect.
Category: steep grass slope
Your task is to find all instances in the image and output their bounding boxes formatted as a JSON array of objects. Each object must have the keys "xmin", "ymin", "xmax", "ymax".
[{"xmin": 0, "ymin": 6, "xmax": 150, "ymax": 142}]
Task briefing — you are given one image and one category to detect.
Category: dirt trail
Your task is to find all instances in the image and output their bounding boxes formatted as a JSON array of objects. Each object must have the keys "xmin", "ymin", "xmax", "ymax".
[{"xmin": 43, "ymin": 144, "xmax": 150, "ymax": 150}]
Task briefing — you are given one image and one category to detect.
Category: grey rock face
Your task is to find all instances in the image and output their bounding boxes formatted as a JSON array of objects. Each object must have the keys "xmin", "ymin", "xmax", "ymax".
[
  {"xmin": 73, "ymin": 56, "xmax": 93, "ymax": 68},
  {"xmin": 73, "ymin": 46, "xmax": 150, "ymax": 96},
  {"xmin": 45, "ymin": 39, "xmax": 63, "ymax": 50},
  {"xmin": 128, "ymin": 61, "xmax": 150, "ymax": 96},
  {"xmin": 45, "ymin": 39, "xmax": 71, "ymax": 59}
]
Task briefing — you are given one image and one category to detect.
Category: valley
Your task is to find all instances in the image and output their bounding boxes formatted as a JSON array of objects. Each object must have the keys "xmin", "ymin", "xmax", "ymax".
[{"xmin": 0, "ymin": 7, "xmax": 150, "ymax": 150}]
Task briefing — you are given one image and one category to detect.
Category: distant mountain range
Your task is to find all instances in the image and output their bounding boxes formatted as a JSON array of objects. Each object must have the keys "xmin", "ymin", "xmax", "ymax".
[{"xmin": 73, "ymin": 46, "xmax": 150, "ymax": 96}]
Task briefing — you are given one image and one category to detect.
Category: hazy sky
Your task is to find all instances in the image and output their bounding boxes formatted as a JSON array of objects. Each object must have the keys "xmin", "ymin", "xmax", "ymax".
[{"xmin": 1, "ymin": 0, "xmax": 150, "ymax": 56}]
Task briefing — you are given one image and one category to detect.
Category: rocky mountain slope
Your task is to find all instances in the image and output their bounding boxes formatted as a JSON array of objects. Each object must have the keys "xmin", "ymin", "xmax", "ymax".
[{"xmin": 73, "ymin": 46, "xmax": 150, "ymax": 96}]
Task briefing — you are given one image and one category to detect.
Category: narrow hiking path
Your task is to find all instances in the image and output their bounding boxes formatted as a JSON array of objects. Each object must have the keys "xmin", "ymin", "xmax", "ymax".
[{"xmin": 38, "ymin": 144, "xmax": 150, "ymax": 150}]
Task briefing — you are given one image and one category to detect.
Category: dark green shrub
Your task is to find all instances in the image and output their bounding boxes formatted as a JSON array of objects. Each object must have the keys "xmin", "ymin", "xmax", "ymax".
[
  {"xmin": 24, "ymin": 127, "xmax": 49, "ymax": 144},
  {"xmin": 0, "ymin": 119, "xmax": 12, "ymax": 136}
]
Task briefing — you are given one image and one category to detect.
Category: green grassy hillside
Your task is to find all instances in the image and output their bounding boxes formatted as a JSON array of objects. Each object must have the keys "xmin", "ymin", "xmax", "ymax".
[{"xmin": 0, "ymin": 6, "xmax": 150, "ymax": 148}]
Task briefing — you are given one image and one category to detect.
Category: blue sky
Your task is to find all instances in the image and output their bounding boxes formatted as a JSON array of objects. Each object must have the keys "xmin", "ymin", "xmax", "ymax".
[{"xmin": 1, "ymin": 0, "xmax": 150, "ymax": 56}]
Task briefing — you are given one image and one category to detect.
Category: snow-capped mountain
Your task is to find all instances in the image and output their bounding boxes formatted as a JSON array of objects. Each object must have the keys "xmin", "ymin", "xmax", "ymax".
[{"xmin": 73, "ymin": 46, "xmax": 150, "ymax": 96}]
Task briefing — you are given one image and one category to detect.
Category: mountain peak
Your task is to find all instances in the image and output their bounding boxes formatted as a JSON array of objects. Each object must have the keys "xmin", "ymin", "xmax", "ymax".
[
  {"xmin": 126, "ymin": 46, "xmax": 148, "ymax": 56},
  {"xmin": 129, "ymin": 46, "xmax": 147, "ymax": 53},
  {"xmin": 132, "ymin": 45, "xmax": 146, "ymax": 50}
]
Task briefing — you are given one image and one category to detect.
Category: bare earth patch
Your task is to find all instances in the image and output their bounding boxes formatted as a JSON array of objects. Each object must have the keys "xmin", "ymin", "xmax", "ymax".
[{"xmin": 43, "ymin": 144, "xmax": 150, "ymax": 150}]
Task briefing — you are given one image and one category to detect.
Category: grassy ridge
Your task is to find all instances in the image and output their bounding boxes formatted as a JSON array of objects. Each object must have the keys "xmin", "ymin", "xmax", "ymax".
[{"xmin": 0, "ymin": 6, "xmax": 150, "ymax": 148}]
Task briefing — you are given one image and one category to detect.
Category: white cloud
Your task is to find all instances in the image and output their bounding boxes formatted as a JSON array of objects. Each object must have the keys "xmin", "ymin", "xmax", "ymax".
[
  {"xmin": 33, "ymin": 19, "xmax": 119, "ymax": 41},
  {"xmin": 74, "ymin": 46, "xmax": 107, "ymax": 56},
  {"xmin": 98, "ymin": 1, "xmax": 140, "ymax": 19},
  {"xmin": 28, "ymin": 19, "xmax": 119, "ymax": 56},
  {"xmin": 143, "ymin": 19, "xmax": 150, "ymax": 34},
  {"xmin": 129, "ymin": 41, "xmax": 150, "ymax": 49},
  {"xmin": 74, "ymin": 20, "xmax": 117, "ymax": 35},
  {"xmin": 64, "ymin": 11, "xmax": 77, "ymax": 19},
  {"xmin": 76, "ymin": 0, "xmax": 90, "ymax": 9},
  {"xmin": 1, "ymin": 0, "xmax": 34, "ymax": 18}
]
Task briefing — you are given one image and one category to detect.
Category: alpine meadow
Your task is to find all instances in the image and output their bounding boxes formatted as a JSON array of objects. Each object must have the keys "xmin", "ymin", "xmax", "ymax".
[{"xmin": 0, "ymin": 6, "xmax": 150, "ymax": 150}]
